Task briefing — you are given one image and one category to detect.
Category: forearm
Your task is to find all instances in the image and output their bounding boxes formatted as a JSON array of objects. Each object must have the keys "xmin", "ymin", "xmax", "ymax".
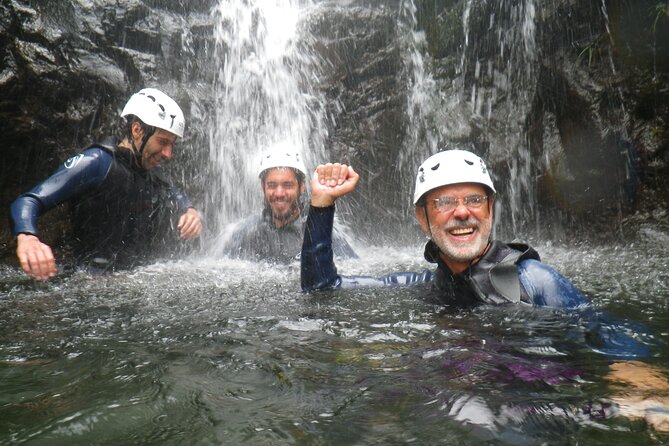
[
  {"xmin": 301, "ymin": 205, "xmax": 341, "ymax": 292},
  {"xmin": 9, "ymin": 148, "xmax": 110, "ymax": 236},
  {"xmin": 10, "ymin": 195, "xmax": 44, "ymax": 236},
  {"xmin": 171, "ymin": 187, "xmax": 194, "ymax": 214}
]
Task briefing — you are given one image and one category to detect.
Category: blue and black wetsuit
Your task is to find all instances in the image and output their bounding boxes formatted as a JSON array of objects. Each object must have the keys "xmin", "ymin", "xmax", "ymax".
[
  {"xmin": 301, "ymin": 205, "xmax": 651, "ymax": 359},
  {"xmin": 9, "ymin": 137, "xmax": 193, "ymax": 270},
  {"xmin": 301, "ymin": 205, "xmax": 586, "ymax": 307}
]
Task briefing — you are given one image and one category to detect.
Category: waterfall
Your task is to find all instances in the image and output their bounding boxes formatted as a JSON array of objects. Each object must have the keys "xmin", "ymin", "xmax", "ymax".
[
  {"xmin": 397, "ymin": 0, "xmax": 475, "ymax": 225},
  {"xmin": 459, "ymin": 0, "xmax": 540, "ymax": 237},
  {"xmin": 207, "ymin": 0, "xmax": 327, "ymax": 250},
  {"xmin": 398, "ymin": 0, "xmax": 541, "ymax": 237}
]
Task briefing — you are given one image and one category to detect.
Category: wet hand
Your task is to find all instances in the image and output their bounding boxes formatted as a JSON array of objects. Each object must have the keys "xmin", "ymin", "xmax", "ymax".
[
  {"xmin": 16, "ymin": 234, "xmax": 57, "ymax": 280},
  {"xmin": 177, "ymin": 208, "xmax": 203, "ymax": 240},
  {"xmin": 311, "ymin": 163, "xmax": 360, "ymax": 207}
]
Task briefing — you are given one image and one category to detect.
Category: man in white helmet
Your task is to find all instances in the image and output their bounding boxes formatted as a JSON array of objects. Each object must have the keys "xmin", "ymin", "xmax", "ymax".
[
  {"xmin": 299, "ymin": 150, "xmax": 669, "ymax": 432},
  {"xmin": 223, "ymin": 141, "xmax": 356, "ymax": 263},
  {"xmin": 9, "ymin": 88, "xmax": 202, "ymax": 280},
  {"xmin": 300, "ymin": 149, "xmax": 587, "ymax": 307}
]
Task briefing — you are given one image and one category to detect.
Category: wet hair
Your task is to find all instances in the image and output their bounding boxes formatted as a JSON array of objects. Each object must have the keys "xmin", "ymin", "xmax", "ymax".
[{"xmin": 125, "ymin": 115, "xmax": 156, "ymax": 145}]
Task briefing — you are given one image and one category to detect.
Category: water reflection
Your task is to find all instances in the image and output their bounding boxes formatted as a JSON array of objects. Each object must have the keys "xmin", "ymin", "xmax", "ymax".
[{"xmin": 1, "ymin": 234, "xmax": 668, "ymax": 444}]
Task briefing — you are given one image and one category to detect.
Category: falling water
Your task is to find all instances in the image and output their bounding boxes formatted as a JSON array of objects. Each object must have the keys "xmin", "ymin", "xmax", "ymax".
[
  {"xmin": 398, "ymin": 0, "xmax": 541, "ymax": 237},
  {"xmin": 396, "ymin": 0, "xmax": 475, "ymax": 224},
  {"xmin": 2, "ymin": 3, "xmax": 669, "ymax": 444},
  {"xmin": 459, "ymin": 0, "xmax": 539, "ymax": 237},
  {"xmin": 207, "ymin": 0, "xmax": 327, "ymax": 249}
]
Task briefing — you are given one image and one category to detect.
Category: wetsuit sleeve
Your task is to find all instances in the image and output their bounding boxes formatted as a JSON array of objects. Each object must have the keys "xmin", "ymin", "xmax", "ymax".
[
  {"xmin": 301, "ymin": 205, "xmax": 342, "ymax": 291},
  {"xmin": 518, "ymin": 259, "xmax": 589, "ymax": 308},
  {"xmin": 9, "ymin": 148, "xmax": 112, "ymax": 236},
  {"xmin": 519, "ymin": 259, "xmax": 651, "ymax": 359},
  {"xmin": 301, "ymin": 205, "xmax": 433, "ymax": 292},
  {"xmin": 167, "ymin": 187, "xmax": 194, "ymax": 214}
]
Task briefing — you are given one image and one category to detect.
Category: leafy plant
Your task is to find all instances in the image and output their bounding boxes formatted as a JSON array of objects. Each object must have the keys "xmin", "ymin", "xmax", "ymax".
[{"xmin": 653, "ymin": 1, "xmax": 669, "ymax": 33}]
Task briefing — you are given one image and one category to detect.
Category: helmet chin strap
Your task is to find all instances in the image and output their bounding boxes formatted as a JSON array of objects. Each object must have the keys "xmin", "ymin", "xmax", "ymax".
[{"xmin": 131, "ymin": 125, "xmax": 156, "ymax": 169}]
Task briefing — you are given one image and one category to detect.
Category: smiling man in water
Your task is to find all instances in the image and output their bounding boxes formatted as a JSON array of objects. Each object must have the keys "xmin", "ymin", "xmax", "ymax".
[
  {"xmin": 223, "ymin": 141, "xmax": 356, "ymax": 263},
  {"xmin": 302, "ymin": 149, "xmax": 585, "ymax": 307},
  {"xmin": 9, "ymin": 88, "xmax": 202, "ymax": 279},
  {"xmin": 301, "ymin": 149, "xmax": 669, "ymax": 432}
]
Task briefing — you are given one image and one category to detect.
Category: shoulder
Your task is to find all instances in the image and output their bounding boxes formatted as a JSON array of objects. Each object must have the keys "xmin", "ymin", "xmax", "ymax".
[
  {"xmin": 43, "ymin": 147, "xmax": 113, "ymax": 183},
  {"xmin": 67, "ymin": 147, "xmax": 113, "ymax": 168},
  {"xmin": 518, "ymin": 259, "xmax": 588, "ymax": 307}
]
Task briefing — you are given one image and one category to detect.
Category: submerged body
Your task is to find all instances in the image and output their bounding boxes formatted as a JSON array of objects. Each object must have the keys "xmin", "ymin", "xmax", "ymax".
[
  {"xmin": 224, "ymin": 146, "xmax": 356, "ymax": 263},
  {"xmin": 225, "ymin": 207, "xmax": 356, "ymax": 263}
]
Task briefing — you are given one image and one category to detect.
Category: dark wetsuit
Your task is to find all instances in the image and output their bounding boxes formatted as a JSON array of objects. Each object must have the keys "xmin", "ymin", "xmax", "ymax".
[
  {"xmin": 9, "ymin": 138, "xmax": 193, "ymax": 270},
  {"xmin": 300, "ymin": 205, "xmax": 651, "ymax": 358},
  {"xmin": 224, "ymin": 207, "xmax": 356, "ymax": 264},
  {"xmin": 301, "ymin": 205, "xmax": 587, "ymax": 308}
]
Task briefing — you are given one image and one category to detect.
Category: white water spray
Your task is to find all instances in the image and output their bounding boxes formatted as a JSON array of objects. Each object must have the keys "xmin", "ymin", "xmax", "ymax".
[
  {"xmin": 398, "ymin": 0, "xmax": 473, "ymax": 204},
  {"xmin": 208, "ymin": 0, "xmax": 328, "ymax": 249},
  {"xmin": 459, "ymin": 0, "xmax": 539, "ymax": 236}
]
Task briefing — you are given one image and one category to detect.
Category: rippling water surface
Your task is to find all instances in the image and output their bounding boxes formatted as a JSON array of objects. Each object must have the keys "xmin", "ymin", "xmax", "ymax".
[{"xmin": 1, "ymin": 230, "xmax": 668, "ymax": 445}]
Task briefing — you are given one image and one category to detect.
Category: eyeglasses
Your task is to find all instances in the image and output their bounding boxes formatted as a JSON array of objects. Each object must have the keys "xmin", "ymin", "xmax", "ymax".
[{"xmin": 430, "ymin": 194, "xmax": 489, "ymax": 213}]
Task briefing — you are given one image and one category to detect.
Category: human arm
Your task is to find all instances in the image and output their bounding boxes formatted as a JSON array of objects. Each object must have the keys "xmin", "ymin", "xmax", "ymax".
[
  {"xmin": 301, "ymin": 163, "xmax": 359, "ymax": 291},
  {"xmin": 301, "ymin": 205, "xmax": 433, "ymax": 291},
  {"xmin": 301, "ymin": 163, "xmax": 432, "ymax": 291},
  {"xmin": 519, "ymin": 258, "xmax": 651, "ymax": 359},
  {"xmin": 518, "ymin": 259, "xmax": 590, "ymax": 308},
  {"xmin": 9, "ymin": 148, "xmax": 111, "ymax": 279}
]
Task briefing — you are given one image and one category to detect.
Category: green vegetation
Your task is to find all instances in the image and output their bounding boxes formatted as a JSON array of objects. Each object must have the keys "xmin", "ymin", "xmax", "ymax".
[{"xmin": 653, "ymin": 1, "xmax": 669, "ymax": 33}]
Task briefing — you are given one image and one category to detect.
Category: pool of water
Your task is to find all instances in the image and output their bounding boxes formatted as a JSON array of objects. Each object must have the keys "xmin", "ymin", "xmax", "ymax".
[{"xmin": 1, "ymin": 229, "xmax": 668, "ymax": 445}]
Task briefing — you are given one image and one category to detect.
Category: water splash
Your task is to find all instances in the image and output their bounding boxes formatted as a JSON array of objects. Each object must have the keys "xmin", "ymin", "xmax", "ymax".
[{"xmin": 207, "ymin": 0, "xmax": 327, "ymax": 247}]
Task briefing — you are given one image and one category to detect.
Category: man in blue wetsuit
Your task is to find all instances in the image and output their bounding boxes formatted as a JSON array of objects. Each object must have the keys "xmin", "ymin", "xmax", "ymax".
[
  {"xmin": 223, "ymin": 142, "xmax": 356, "ymax": 263},
  {"xmin": 9, "ymin": 88, "xmax": 203, "ymax": 280},
  {"xmin": 301, "ymin": 149, "xmax": 586, "ymax": 308},
  {"xmin": 301, "ymin": 150, "xmax": 669, "ymax": 431}
]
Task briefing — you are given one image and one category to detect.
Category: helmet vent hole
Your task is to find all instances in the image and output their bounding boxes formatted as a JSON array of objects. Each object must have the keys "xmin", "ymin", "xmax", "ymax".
[{"xmin": 431, "ymin": 163, "xmax": 440, "ymax": 171}]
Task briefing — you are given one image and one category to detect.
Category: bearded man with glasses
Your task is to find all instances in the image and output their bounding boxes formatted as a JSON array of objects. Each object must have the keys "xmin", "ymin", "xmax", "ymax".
[
  {"xmin": 299, "ymin": 149, "xmax": 669, "ymax": 432},
  {"xmin": 301, "ymin": 149, "xmax": 585, "ymax": 307}
]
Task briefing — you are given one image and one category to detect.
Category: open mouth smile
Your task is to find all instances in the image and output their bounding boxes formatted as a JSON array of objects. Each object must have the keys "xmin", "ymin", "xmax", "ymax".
[{"xmin": 449, "ymin": 227, "xmax": 476, "ymax": 236}]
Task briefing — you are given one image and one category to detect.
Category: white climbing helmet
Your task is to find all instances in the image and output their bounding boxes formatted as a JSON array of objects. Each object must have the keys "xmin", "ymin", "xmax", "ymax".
[
  {"xmin": 413, "ymin": 149, "xmax": 496, "ymax": 205},
  {"xmin": 258, "ymin": 141, "xmax": 308, "ymax": 178},
  {"xmin": 121, "ymin": 88, "xmax": 185, "ymax": 138}
]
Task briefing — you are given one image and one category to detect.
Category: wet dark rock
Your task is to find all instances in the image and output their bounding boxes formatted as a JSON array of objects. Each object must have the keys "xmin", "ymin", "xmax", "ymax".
[
  {"xmin": 0, "ymin": 0, "xmax": 217, "ymax": 260},
  {"xmin": 307, "ymin": 5, "xmax": 407, "ymax": 237},
  {"xmin": 0, "ymin": 0, "xmax": 667, "ymax": 262},
  {"xmin": 417, "ymin": 0, "xmax": 669, "ymax": 240}
]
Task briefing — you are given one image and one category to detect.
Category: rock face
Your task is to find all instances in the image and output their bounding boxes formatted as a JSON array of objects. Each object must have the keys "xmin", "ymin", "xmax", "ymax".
[
  {"xmin": 1, "ymin": 0, "xmax": 667, "ymax": 261},
  {"xmin": 415, "ymin": 0, "xmax": 669, "ymax": 240},
  {"xmin": 0, "ymin": 0, "xmax": 216, "ymax": 258}
]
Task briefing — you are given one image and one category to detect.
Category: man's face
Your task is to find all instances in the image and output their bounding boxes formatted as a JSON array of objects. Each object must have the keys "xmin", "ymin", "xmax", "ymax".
[
  {"xmin": 415, "ymin": 183, "xmax": 494, "ymax": 272},
  {"xmin": 139, "ymin": 128, "xmax": 177, "ymax": 170},
  {"xmin": 262, "ymin": 167, "xmax": 304, "ymax": 224}
]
